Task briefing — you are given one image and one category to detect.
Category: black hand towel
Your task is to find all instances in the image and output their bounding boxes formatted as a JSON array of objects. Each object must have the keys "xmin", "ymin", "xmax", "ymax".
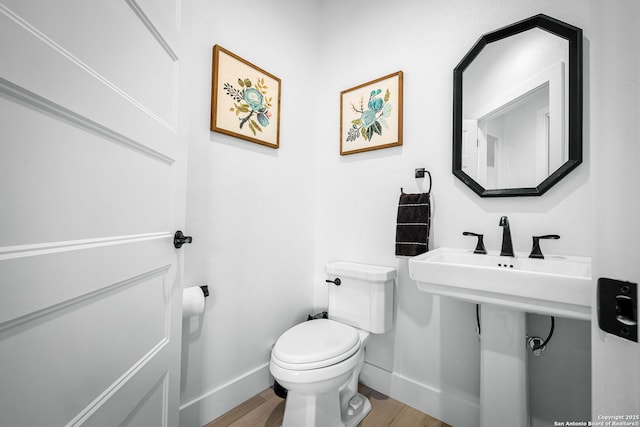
[{"xmin": 395, "ymin": 190, "xmax": 431, "ymax": 256}]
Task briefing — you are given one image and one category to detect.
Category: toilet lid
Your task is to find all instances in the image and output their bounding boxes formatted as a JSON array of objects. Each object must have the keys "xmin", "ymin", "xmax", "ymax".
[{"xmin": 272, "ymin": 319, "xmax": 360, "ymax": 370}]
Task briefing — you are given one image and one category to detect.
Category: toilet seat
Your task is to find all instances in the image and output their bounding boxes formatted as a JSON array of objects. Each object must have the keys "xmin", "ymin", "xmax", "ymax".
[{"xmin": 272, "ymin": 319, "xmax": 360, "ymax": 371}]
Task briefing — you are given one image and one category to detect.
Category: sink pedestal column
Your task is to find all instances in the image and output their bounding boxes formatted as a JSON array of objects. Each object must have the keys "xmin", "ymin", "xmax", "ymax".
[{"xmin": 480, "ymin": 304, "xmax": 528, "ymax": 427}]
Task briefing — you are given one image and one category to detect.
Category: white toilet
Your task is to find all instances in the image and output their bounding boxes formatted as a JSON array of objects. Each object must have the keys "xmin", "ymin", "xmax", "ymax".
[{"xmin": 270, "ymin": 261, "xmax": 396, "ymax": 427}]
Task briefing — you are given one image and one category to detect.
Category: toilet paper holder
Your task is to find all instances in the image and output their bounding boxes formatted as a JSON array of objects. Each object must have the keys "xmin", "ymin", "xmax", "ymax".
[
  {"xmin": 199, "ymin": 285, "xmax": 209, "ymax": 297},
  {"xmin": 182, "ymin": 285, "xmax": 209, "ymax": 319}
]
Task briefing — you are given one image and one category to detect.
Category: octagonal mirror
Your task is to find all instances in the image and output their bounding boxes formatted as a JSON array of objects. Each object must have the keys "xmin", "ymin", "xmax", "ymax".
[{"xmin": 453, "ymin": 14, "xmax": 583, "ymax": 197}]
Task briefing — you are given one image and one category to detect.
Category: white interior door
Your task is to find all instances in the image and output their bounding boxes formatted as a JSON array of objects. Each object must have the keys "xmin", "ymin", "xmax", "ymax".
[
  {"xmin": 0, "ymin": 1, "xmax": 186, "ymax": 426},
  {"xmin": 591, "ymin": 0, "xmax": 640, "ymax": 420}
]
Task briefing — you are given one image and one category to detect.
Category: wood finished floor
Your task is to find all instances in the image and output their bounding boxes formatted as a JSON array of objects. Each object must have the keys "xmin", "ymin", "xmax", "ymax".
[{"xmin": 205, "ymin": 384, "xmax": 452, "ymax": 427}]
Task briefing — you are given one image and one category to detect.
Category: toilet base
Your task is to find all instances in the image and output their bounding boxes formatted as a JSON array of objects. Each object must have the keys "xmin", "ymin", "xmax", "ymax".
[
  {"xmin": 343, "ymin": 392, "xmax": 372, "ymax": 427},
  {"xmin": 281, "ymin": 391, "xmax": 371, "ymax": 427}
]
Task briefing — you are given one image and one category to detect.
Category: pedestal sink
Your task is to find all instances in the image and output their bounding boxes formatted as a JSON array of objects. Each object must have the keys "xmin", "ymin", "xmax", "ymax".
[
  {"xmin": 409, "ymin": 247, "xmax": 592, "ymax": 320},
  {"xmin": 408, "ymin": 247, "xmax": 592, "ymax": 427}
]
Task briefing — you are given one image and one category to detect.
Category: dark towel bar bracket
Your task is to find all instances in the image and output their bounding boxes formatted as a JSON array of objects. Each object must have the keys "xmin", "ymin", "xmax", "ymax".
[{"xmin": 401, "ymin": 168, "xmax": 432, "ymax": 193}]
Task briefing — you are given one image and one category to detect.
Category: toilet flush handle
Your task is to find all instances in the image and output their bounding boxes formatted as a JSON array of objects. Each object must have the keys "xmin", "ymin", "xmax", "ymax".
[{"xmin": 326, "ymin": 278, "xmax": 341, "ymax": 286}]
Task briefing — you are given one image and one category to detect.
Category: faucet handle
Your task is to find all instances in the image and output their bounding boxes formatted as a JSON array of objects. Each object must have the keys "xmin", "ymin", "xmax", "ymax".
[
  {"xmin": 529, "ymin": 235, "xmax": 560, "ymax": 259},
  {"xmin": 463, "ymin": 232, "xmax": 487, "ymax": 254}
]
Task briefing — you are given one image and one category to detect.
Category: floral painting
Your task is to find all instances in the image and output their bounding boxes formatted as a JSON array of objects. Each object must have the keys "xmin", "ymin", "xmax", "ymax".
[
  {"xmin": 211, "ymin": 45, "xmax": 281, "ymax": 148},
  {"xmin": 340, "ymin": 71, "xmax": 403, "ymax": 155},
  {"xmin": 223, "ymin": 78, "xmax": 273, "ymax": 136}
]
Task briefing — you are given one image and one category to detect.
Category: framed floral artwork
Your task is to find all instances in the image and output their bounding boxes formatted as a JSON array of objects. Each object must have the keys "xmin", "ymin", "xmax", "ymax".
[
  {"xmin": 340, "ymin": 71, "xmax": 403, "ymax": 155},
  {"xmin": 210, "ymin": 45, "xmax": 281, "ymax": 148}
]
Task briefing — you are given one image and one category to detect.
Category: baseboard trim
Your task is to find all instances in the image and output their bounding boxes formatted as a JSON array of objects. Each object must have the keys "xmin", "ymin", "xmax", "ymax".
[
  {"xmin": 178, "ymin": 361, "xmax": 479, "ymax": 427},
  {"xmin": 360, "ymin": 362, "xmax": 480, "ymax": 427},
  {"xmin": 178, "ymin": 363, "xmax": 272, "ymax": 427}
]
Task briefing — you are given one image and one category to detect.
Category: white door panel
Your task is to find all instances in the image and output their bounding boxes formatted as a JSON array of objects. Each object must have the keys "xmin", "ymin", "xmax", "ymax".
[
  {"xmin": 0, "ymin": 240, "xmax": 172, "ymax": 326},
  {"xmin": 0, "ymin": 1, "xmax": 185, "ymax": 426},
  {"xmin": 0, "ymin": 0, "xmax": 178, "ymax": 127},
  {"xmin": 0, "ymin": 269, "xmax": 171, "ymax": 425},
  {"xmin": 0, "ymin": 3, "xmax": 177, "ymax": 155},
  {"xmin": 0, "ymin": 95, "xmax": 172, "ymax": 245}
]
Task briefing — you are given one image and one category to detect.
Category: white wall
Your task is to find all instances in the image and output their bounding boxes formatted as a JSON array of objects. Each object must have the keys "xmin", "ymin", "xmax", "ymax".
[
  {"xmin": 179, "ymin": 0, "xmax": 638, "ymax": 426},
  {"xmin": 178, "ymin": 0, "xmax": 319, "ymax": 425},
  {"xmin": 314, "ymin": 1, "xmax": 593, "ymax": 426}
]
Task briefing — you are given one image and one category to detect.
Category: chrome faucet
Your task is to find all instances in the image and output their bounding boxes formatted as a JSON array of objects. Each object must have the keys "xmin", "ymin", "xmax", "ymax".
[{"xmin": 499, "ymin": 216, "xmax": 514, "ymax": 257}]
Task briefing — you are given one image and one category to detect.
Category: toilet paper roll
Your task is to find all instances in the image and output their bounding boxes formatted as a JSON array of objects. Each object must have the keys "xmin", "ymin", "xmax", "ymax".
[{"xmin": 182, "ymin": 286, "xmax": 206, "ymax": 318}]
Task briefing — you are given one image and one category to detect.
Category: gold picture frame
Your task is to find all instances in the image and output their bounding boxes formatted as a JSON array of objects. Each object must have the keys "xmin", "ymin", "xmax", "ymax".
[
  {"xmin": 340, "ymin": 71, "xmax": 403, "ymax": 155},
  {"xmin": 210, "ymin": 45, "xmax": 281, "ymax": 148}
]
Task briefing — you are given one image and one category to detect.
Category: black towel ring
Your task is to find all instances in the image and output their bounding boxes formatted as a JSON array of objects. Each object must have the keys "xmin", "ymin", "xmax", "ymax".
[
  {"xmin": 414, "ymin": 168, "xmax": 432, "ymax": 193},
  {"xmin": 401, "ymin": 169, "xmax": 432, "ymax": 194}
]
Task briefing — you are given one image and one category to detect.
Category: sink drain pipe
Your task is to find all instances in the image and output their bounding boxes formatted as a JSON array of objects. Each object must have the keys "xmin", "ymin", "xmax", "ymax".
[
  {"xmin": 527, "ymin": 316, "xmax": 555, "ymax": 356},
  {"xmin": 475, "ymin": 304, "xmax": 555, "ymax": 356}
]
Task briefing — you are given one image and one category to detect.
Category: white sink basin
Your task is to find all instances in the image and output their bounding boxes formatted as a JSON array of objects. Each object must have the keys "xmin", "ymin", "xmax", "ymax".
[{"xmin": 408, "ymin": 247, "xmax": 592, "ymax": 320}]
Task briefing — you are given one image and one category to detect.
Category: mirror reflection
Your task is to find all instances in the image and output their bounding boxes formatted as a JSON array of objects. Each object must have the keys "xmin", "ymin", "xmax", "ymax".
[{"xmin": 462, "ymin": 28, "xmax": 568, "ymax": 189}]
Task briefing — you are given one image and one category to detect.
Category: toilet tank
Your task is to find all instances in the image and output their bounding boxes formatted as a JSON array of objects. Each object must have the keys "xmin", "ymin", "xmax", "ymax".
[{"xmin": 325, "ymin": 261, "xmax": 396, "ymax": 334}]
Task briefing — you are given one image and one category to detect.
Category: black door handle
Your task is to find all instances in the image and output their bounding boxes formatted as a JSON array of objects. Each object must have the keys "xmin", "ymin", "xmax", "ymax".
[{"xmin": 174, "ymin": 230, "xmax": 193, "ymax": 249}]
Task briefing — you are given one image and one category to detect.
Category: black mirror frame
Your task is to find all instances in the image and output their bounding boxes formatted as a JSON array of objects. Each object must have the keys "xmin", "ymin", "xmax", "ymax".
[{"xmin": 453, "ymin": 14, "xmax": 583, "ymax": 197}]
